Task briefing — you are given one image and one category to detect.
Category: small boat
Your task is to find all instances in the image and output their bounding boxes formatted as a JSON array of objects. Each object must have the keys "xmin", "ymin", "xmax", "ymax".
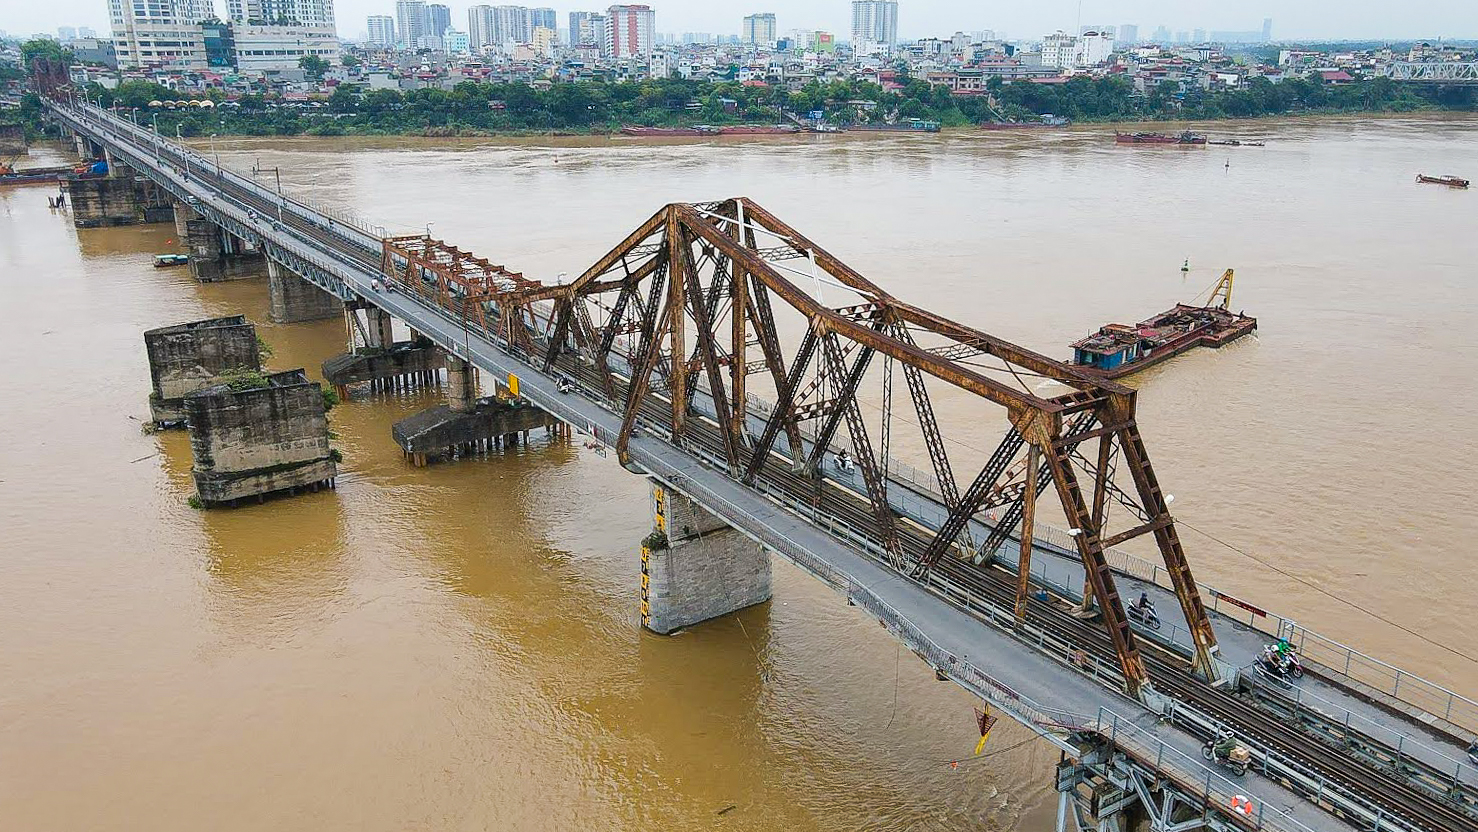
[
  {"xmin": 154, "ymin": 254, "xmax": 190, "ymax": 267},
  {"xmin": 1416, "ymin": 174, "xmax": 1469, "ymax": 188},
  {"xmin": 1115, "ymin": 131, "xmax": 1206, "ymax": 146},
  {"xmin": 1209, "ymin": 139, "xmax": 1266, "ymax": 147}
]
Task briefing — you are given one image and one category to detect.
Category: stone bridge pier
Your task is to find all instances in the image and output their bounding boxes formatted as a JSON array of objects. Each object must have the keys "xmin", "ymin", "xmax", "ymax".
[
  {"xmin": 641, "ymin": 482, "xmax": 772, "ymax": 634},
  {"xmin": 65, "ymin": 149, "xmax": 173, "ymax": 228},
  {"xmin": 321, "ymin": 304, "xmax": 445, "ymax": 398},
  {"xmin": 176, "ymin": 202, "xmax": 263, "ymax": 282},
  {"xmin": 267, "ymin": 259, "xmax": 342, "ymax": 323}
]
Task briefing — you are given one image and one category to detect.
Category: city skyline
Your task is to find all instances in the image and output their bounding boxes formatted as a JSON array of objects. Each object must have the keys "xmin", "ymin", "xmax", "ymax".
[{"xmin": 10, "ymin": 0, "xmax": 1478, "ymax": 44}]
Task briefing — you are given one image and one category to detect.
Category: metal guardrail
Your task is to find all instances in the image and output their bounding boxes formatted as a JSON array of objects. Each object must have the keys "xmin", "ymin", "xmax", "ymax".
[
  {"xmin": 1097, "ymin": 707, "xmax": 1322, "ymax": 832},
  {"xmin": 1240, "ymin": 664, "xmax": 1477, "ymax": 792}
]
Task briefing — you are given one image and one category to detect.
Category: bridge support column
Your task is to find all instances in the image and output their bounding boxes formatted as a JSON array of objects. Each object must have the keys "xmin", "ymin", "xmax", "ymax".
[
  {"xmin": 268, "ymin": 259, "xmax": 343, "ymax": 323},
  {"xmin": 447, "ymin": 356, "xmax": 476, "ymax": 412},
  {"xmin": 321, "ymin": 321, "xmax": 444, "ymax": 398},
  {"xmin": 144, "ymin": 315, "xmax": 262, "ymax": 427},
  {"xmin": 185, "ymin": 217, "xmax": 263, "ymax": 282},
  {"xmin": 173, "ymin": 200, "xmax": 198, "ymax": 237},
  {"xmin": 67, "ymin": 174, "xmax": 166, "ymax": 228},
  {"xmin": 641, "ymin": 481, "xmax": 771, "ymax": 635},
  {"xmin": 365, "ymin": 307, "xmax": 395, "ymax": 348},
  {"xmin": 389, "ymin": 354, "xmax": 566, "ymax": 466},
  {"xmin": 184, "ymin": 369, "xmax": 337, "ymax": 507}
]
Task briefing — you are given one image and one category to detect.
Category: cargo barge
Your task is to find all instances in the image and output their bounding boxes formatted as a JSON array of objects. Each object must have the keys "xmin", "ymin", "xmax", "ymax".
[
  {"xmin": 619, "ymin": 125, "xmax": 719, "ymax": 137},
  {"xmin": 1070, "ymin": 269, "xmax": 1256, "ymax": 379},
  {"xmin": 1416, "ymin": 174, "xmax": 1469, "ymax": 188},
  {"xmin": 1115, "ymin": 131, "xmax": 1207, "ymax": 146}
]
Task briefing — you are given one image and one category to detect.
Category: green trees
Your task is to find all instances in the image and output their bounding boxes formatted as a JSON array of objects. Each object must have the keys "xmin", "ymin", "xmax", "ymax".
[{"xmin": 299, "ymin": 55, "xmax": 328, "ymax": 80}]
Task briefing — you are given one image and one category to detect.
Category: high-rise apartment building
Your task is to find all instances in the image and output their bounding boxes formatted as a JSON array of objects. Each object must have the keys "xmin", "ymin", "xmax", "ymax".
[
  {"xmin": 850, "ymin": 0, "xmax": 897, "ymax": 55},
  {"xmin": 493, "ymin": 5, "xmax": 531, "ymax": 43},
  {"xmin": 569, "ymin": 11, "xmax": 607, "ymax": 47},
  {"xmin": 468, "ymin": 5, "xmax": 495, "ymax": 49},
  {"xmin": 1117, "ymin": 24, "xmax": 1138, "ymax": 46},
  {"xmin": 227, "ymin": 0, "xmax": 334, "ymax": 28},
  {"xmin": 396, "ymin": 0, "xmax": 428, "ymax": 47},
  {"xmin": 742, "ymin": 13, "xmax": 775, "ymax": 47},
  {"xmin": 428, "ymin": 3, "xmax": 451, "ymax": 36},
  {"xmin": 109, "ymin": 0, "xmax": 214, "ymax": 69},
  {"xmin": 530, "ymin": 8, "xmax": 556, "ymax": 34},
  {"xmin": 367, "ymin": 14, "xmax": 395, "ymax": 46},
  {"xmin": 606, "ymin": 4, "xmax": 653, "ymax": 58},
  {"xmin": 58, "ymin": 26, "xmax": 78, "ymax": 40}
]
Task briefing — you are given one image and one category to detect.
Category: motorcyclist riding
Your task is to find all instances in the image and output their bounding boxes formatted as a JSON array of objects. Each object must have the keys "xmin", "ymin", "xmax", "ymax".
[{"xmin": 1213, "ymin": 729, "xmax": 1239, "ymax": 760}]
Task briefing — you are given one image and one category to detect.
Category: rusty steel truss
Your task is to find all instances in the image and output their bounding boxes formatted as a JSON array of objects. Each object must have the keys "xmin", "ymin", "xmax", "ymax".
[{"xmin": 379, "ymin": 198, "xmax": 1220, "ymax": 696}]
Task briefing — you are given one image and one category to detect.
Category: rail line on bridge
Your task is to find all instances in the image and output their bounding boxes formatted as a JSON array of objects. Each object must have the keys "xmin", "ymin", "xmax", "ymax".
[{"xmin": 42, "ymin": 93, "xmax": 1478, "ymax": 832}]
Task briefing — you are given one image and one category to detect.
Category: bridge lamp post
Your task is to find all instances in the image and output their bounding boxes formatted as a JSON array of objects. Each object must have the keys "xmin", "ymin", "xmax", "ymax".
[
  {"xmin": 176, "ymin": 125, "xmax": 190, "ymax": 178},
  {"xmin": 150, "ymin": 113, "xmax": 161, "ymax": 165},
  {"xmin": 210, "ymin": 133, "xmax": 222, "ymax": 175}
]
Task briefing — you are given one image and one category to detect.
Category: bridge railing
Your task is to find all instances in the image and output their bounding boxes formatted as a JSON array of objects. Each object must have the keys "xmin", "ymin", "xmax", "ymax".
[
  {"xmin": 872, "ymin": 449, "xmax": 1478, "ymax": 737},
  {"xmin": 64, "ymin": 101, "xmax": 390, "ymax": 244},
  {"xmin": 1097, "ymin": 708, "xmax": 1321, "ymax": 832},
  {"xmin": 1239, "ymin": 665, "xmax": 1477, "ymax": 792}
]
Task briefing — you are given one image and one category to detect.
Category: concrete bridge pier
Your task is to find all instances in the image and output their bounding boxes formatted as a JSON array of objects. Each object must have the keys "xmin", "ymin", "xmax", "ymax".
[
  {"xmin": 184, "ymin": 212, "xmax": 263, "ymax": 282},
  {"xmin": 641, "ymin": 481, "xmax": 772, "ymax": 635},
  {"xmin": 66, "ymin": 161, "xmax": 172, "ymax": 227},
  {"xmin": 390, "ymin": 354, "xmax": 566, "ymax": 466},
  {"xmin": 267, "ymin": 259, "xmax": 343, "ymax": 323},
  {"xmin": 321, "ymin": 306, "xmax": 446, "ymax": 398},
  {"xmin": 144, "ymin": 315, "xmax": 262, "ymax": 427}
]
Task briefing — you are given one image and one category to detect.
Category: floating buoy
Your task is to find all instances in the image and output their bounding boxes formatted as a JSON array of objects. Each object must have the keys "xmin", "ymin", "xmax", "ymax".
[{"xmin": 1231, "ymin": 795, "xmax": 1254, "ymax": 816}]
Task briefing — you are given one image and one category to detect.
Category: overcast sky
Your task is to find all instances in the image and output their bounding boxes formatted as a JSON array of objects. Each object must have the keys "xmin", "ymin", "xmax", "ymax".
[{"xmin": 7, "ymin": 0, "xmax": 1475, "ymax": 43}]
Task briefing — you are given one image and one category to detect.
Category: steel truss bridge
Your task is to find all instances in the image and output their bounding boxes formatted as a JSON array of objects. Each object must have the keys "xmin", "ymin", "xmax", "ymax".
[
  {"xmin": 1382, "ymin": 62, "xmax": 1478, "ymax": 84},
  {"xmin": 43, "ymin": 92, "xmax": 1478, "ymax": 832}
]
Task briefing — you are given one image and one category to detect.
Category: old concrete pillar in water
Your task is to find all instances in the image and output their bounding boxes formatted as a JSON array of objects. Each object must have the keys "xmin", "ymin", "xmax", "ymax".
[
  {"xmin": 143, "ymin": 315, "xmax": 262, "ymax": 427},
  {"xmin": 267, "ymin": 259, "xmax": 342, "ymax": 323},
  {"xmin": 364, "ymin": 306, "xmax": 395, "ymax": 349},
  {"xmin": 185, "ymin": 218, "xmax": 263, "ymax": 282},
  {"xmin": 184, "ymin": 369, "xmax": 337, "ymax": 506},
  {"xmin": 641, "ymin": 481, "xmax": 772, "ymax": 635},
  {"xmin": 446, "ymin": 357, "xmax": 476, "ymax": 413}
]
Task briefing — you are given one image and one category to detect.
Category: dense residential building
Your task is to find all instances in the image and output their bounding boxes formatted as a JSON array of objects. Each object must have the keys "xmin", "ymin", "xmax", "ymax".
[
  {"xmin": 109, "ymin": 0, "xmax": 214, "ymax": 69},
  {"xmin": 532, "ymin": 25, "xmax": 554, "ymax": 56},
  {"xmin": 367, "ymin": 14, "xmax": 395, "ymax": 47},
  {"xmin": 227, "ymin": 0, "xmax": 334, "ymax": 27},
  {"xmin": 850, "ymin": 0, "xmax": 897, "ymax": 55},
  {"xmin": 743, "ymin": 13, "xmax": 776, "ymax": 48},
  {"xmin": 606, "ymin": 4, "xmax": 654, "ymax": 58},
  {"xmin": 443, "ymin": 27, "xmax": 469, "ymax": 52},
  {"xmin": 395, "ymin": 0, "xmax": 428, "ymax": 48}
]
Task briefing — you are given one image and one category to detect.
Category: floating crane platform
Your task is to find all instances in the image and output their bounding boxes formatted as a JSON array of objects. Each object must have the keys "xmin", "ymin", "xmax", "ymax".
[{"xmin": 1070, "ymin": 269, "xmax": 1256, "ymax": 379}]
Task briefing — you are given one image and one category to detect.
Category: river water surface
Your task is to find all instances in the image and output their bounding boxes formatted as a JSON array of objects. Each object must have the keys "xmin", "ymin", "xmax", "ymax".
[{"xmin": 2, "ymin": 116, "xmax": 1476, "ymax": 831}]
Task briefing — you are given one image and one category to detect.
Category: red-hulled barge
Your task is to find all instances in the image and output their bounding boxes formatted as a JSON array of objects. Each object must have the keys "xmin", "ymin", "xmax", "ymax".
[{"xmin": 1070, "ymin": 269, "xmax": 1256, "ymax": 379}]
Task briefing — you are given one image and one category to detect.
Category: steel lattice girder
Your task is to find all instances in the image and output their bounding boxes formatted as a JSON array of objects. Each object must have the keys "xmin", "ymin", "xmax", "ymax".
[{"xmin": 536, "ymin": 197, "xmax": 1222, "ymax": 693}]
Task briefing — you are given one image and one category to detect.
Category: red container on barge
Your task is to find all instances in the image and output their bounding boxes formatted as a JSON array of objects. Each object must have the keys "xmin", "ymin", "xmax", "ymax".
[{"xmin": 1069, "ymin": 269, "xmax": 1256, "ymax": 379}]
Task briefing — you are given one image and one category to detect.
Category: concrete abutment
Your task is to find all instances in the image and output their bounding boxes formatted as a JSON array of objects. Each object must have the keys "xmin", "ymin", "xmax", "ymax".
[{"xmin": 641, "ymin": 481, "xmax": 772, "ymax": 635}]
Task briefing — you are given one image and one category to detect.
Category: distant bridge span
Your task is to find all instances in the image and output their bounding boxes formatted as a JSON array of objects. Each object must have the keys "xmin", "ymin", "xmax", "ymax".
[
  {"xmin": 1382, "ymin": 61, "xmax": 1478, "ymax": 84},
  {"xmin": 42, "ymin": 91, "xmax": 1478, "ymax": 832}
]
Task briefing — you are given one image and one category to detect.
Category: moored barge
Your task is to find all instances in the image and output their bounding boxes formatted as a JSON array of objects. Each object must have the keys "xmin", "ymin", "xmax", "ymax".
[
  {"xmin": 1416, "ymin": 174, "xmax": 1469, "ymax": 188},
  {"xmin": 1115, "ymin": 131, "xmax": 1207, "ymax": 146},
  {"xmin": 1070, "ymin": 269, "xmax": 1256, "ymax": 379}
]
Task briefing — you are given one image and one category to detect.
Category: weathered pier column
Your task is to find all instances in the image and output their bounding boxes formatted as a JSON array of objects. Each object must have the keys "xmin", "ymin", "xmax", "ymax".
[
  {"xmin": 267, "ymin": 259, "xmax": 343, "ymax": 323},
  {"xmin": 185, "ymin": 216, "xmax": 264, "ymax": 282},
  {"xmin": 389, "ymin": 356, "xmax": 566, "ymax": 466},
  {"xmin": 641, "ymin": 481, "xmax": 772, "ymax": 634},
  {"xmin": 321, "ymin": 308, "xmax": 445, "ymax": 398},
  {"xmin": 144, "ymin": 315, "xmax": 262, "ymax": 427},
  {"xmin": 172, "ymin": 200, "xmax": 198, "ymax": 237},
  {"xmin": 184, "ymin": 369, "xmax": 337, "ymax": 507}
]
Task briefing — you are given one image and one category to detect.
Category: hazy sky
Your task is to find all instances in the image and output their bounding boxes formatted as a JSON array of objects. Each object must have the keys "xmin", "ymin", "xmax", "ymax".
[{"xmin": 7, "ymin": 0, "xmax": 1475, "ymax": 43}]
